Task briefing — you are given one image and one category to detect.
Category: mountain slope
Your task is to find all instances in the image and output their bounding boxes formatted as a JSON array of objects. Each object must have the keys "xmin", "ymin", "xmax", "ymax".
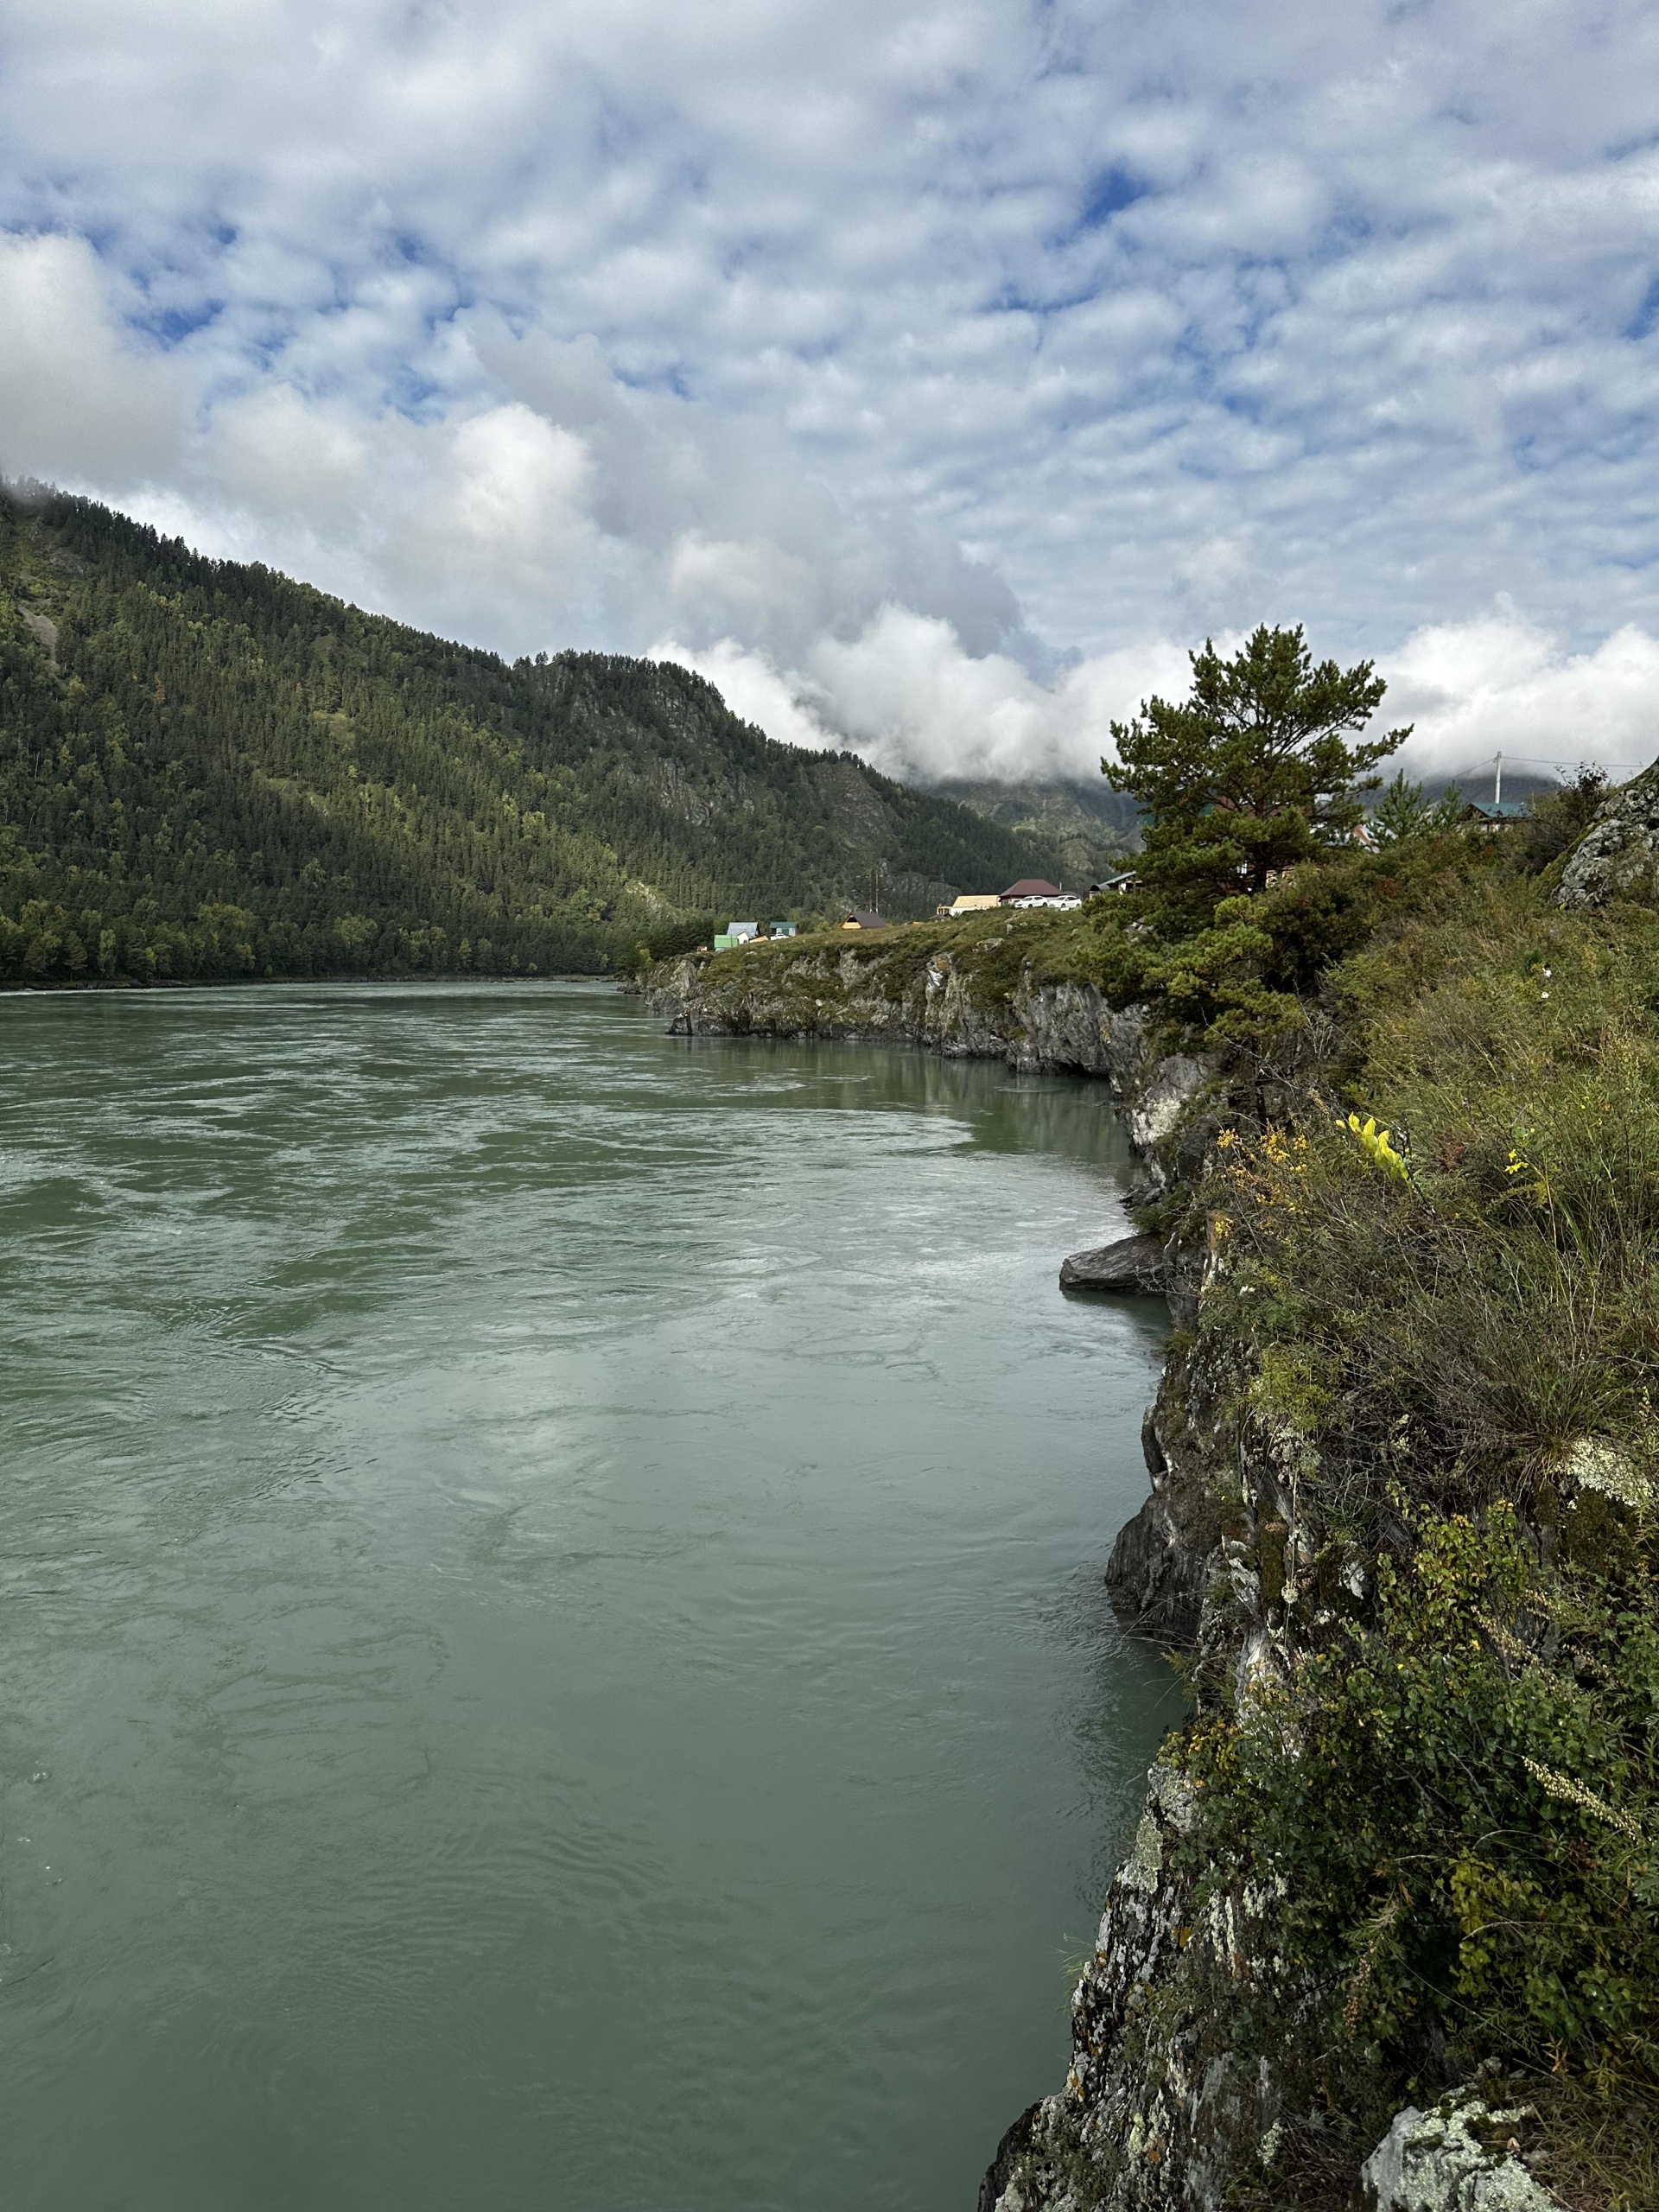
[
  {"xmin": 933, "ymin": 775, "xmax": 1140, "ymax": 887},
  {"xmin": 0, "ymin": 489, "xmax": 1061, "ymax": 983}
]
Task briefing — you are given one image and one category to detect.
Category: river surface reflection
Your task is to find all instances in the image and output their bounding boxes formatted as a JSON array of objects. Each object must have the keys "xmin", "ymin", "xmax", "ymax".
[{"xmin": 0, "ymin": 982, "xmax": 1173, "ymax": 2211}]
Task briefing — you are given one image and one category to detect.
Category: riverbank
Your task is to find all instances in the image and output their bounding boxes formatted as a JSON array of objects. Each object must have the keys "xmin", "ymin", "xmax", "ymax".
[
  {"xmin": 643, "ymin": 913, "xmax": 1211, "ymax": 1167},
  {"xmin": 643, "ymin": 842, "xmax": 1659, "ymax": 2211}
]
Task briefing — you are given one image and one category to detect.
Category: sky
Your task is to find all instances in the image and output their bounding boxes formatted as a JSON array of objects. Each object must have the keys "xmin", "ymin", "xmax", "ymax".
[{"xmin": 3, "ymin": 0, "xmax": 1658, "ymax": 789}]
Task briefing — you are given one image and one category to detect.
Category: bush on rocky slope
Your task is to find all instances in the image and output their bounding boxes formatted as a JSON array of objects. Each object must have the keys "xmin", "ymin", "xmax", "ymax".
[{"xmin": 1147, "ymin": 866, "xmax": 1659, "ymax": 2201}]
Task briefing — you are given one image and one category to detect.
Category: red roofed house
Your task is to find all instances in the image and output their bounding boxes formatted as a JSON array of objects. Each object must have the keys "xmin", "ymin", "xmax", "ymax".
[{"xmin": 999, "ymin": 879, "xmax": 1082, "ymax": 911}]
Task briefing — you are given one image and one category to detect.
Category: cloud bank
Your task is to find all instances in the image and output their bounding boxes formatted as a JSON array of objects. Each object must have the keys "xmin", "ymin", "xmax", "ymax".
[
  {"xmin": 656, "ymin": 614, "xmax": 1659, "ymax": 791},
  {"xmin": 3, "ymin": 1, "xmax": 1657, "ymax": 785}
]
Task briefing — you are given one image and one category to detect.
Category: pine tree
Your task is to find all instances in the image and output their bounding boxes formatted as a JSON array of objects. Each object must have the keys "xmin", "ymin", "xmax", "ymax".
[{"xmin": 1105, "ymin": 624, "xmax": 1409, "ymax": 931}]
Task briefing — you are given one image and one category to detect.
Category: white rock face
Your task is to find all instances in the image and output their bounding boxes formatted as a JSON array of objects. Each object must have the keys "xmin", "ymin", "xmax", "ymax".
[
  {"xmin": 1122, "ymin": 1054, "xmax": 1207, "ymax": 1156},
  {"xmin": 1361, "ymin": 2098, "xmax": 1565, "ymax": 2212}
]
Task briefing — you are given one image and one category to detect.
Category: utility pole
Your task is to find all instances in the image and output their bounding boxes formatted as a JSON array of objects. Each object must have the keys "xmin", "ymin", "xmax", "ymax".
[{"xmin": 1494, "ymin": 752, "xmax": 1503, "ymax": 806}]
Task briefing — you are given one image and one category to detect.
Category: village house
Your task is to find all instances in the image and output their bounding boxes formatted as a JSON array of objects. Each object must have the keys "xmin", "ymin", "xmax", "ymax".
[
  {"xmin": 841, "ymin": 908, "xmax": 887, "ymax": 930},
  {"xmin": 1000, "ymin": 879, "xmax": 1083, "ymax": 911},
  {"xmin": 712, "ymin": 919, "xmax": 799, "ymax": 949},
  {"xmin": 936, "ymin": 892, "xmax": 1003, "ymax": 918},
  {"xmin": 1461, "ymin": 798, "xmax": 1532, "ymax": 831}
]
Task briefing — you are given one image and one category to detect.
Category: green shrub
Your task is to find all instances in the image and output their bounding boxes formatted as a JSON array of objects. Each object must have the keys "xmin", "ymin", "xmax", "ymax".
[{"xmin": 1180, "ymin": 1503, "xmax": 1659, "ymax": 2083}]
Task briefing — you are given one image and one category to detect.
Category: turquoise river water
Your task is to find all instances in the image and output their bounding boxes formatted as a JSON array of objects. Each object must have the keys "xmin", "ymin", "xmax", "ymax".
[{"xmin": 0, "ymin": 982, "xmax": 1173, "ymax": 2211}]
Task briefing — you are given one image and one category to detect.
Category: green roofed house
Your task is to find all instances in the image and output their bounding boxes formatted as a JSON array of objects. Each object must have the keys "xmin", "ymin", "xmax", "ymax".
[{"xmin": 1461, "ymin": 799, "xmax": 1532, "ymax": 831}]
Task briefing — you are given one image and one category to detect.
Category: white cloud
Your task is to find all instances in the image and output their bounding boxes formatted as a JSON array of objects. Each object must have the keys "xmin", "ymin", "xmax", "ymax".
[
  {"xmin": 653, "ymin": 614, "xmax": 1194, "ymax": 784},
  {"xmin": 3, "ymin": 0, "xmax": 1659, "ymax": 788},
  {"xmin": 648, "ymin": 636, "xmax": 838, "ymax": 755},
  {"xmin": 1386, "ymin": 616, "xmax": 1659, "ymax": 786},
  {"xmin": 0, "ymin": 232, "xmax": 187, "ymax": 483},
  {"xmin": 805, "ymin": 610, "xmax": 1187, "ymax": 784},
  {"xmin": 661, "ymin": 607, "xmax": 1659, "ymax": 798},
  {"xmin": 409, "ymin": 405, "xmax": 595, "ymax": 613}
]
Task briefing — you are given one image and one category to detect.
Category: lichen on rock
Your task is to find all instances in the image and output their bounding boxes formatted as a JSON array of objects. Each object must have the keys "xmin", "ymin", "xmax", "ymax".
[
  {"xmin": 1555, "ymin": 758, "xmax": 1659, "ymax": 911},
  {"xmin": 1359, "ymin": 2094, "xmax": 1566, "ymax": 2212}
]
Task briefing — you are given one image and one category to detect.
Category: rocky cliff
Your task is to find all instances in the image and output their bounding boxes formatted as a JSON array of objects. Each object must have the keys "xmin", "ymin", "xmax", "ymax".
[
  {"xmin": 647, "ymin": 936, "xmax": 1209, "ymax": 1164},
  {"xmin": 643, "ymin": 930, "xmax": 1582, "ymax": 2212}
]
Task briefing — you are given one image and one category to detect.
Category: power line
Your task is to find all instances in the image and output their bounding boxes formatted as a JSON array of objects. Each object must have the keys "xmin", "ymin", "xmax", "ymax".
[
  {"xmin": 1438, "ymin": 751, "xmax": 1646, "ymax": 784},
  {"xmin": 1484, "ymin": 751, "xmax": 1645, "ymax": 771}
]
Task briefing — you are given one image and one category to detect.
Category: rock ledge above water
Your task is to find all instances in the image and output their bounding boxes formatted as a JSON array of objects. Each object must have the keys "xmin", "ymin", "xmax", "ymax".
[{"xmin": 1058, "ymin": 1231, "xmax": 1166, "ymax": 1296}]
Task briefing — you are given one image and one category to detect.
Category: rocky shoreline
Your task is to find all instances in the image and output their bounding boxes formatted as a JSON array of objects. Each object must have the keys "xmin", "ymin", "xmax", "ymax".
[{"xmin": 642, "ymin": 933, "xmax": 1573, "ymax": 2212}]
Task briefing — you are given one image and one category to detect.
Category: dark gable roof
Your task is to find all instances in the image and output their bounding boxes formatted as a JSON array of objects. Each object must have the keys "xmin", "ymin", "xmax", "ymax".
[
  {"xmin": 843, "ymin": 908, "xmax": 887, "ymax": 928},
  {"xmin": 1001, "ymin": 878, "xmax": 1063, "ymax": 899}
]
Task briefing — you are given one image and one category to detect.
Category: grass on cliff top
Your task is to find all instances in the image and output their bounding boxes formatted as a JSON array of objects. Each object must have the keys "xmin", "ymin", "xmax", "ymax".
[
  {"xmin": 683, "ymin": 903, "xmax": 1117, "ymax": 1005},
  {"xmin": 1223, "ymin": 871, "xmax": 1659, "ymax": 1521},
  {"xmin": 679, "ymin": 840, "xmax": 1506, "ymax": 1050}
]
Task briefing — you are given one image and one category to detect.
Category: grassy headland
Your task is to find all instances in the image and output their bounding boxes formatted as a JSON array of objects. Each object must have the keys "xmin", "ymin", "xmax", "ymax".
[{"xmin": 1175, "ymin": 847, "xmax": 1659, "ymax": 2202}]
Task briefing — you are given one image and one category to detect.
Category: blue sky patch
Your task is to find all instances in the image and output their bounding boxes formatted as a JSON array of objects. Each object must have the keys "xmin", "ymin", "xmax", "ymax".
[
  {"xmin": 1626, "ymin": 275, "xmax": 1659, "ymax": 340},
  {"xmin": 1077, "ymin": 167, "xmax": 1146, "ymax": 230}
]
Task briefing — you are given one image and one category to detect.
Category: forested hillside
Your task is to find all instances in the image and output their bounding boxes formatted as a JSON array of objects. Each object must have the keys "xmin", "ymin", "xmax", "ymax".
[{"xmin": 0, "ymin": 488, "xmax": 1058, "ymax": 984}]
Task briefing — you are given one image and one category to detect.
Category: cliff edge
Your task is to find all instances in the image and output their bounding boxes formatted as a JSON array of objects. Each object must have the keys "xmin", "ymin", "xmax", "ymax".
[{"xmin": 644, "ymin": 877, "xmax": 1657, "ymax": 2212}]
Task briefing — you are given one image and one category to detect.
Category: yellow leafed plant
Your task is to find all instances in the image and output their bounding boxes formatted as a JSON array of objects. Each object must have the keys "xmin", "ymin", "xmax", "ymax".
[{"xmin": 1343, "ymin": 1111, "xmax": 1410, "ymax": 1181}]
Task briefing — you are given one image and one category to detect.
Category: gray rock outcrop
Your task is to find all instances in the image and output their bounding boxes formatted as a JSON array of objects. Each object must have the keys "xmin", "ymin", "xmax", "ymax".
[
  {"xmin": 1059, "ymin": 1232, "xmax": 1166, "ymax": 1296},
  {"xmin": 1556, "ymin": 758, "xmax": 1659, "ymax": 909},
  {"xmin": 1361, "ymin": 2095, "xmax": 1566, "ymax": 2212},
  {"xmin": 646, "ymin": 948, "xmax": 1212, "ymax": 1188},
  {"xmin": 1103, "ymin": 1487, "xmax": 1206, "ymax": 1643},
  {"xmin": 984, "ymin": 1758, "xmax": 1335, "ymax": 2212}
]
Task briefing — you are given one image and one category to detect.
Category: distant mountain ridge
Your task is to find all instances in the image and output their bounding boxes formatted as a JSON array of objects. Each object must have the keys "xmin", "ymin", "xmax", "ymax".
[
  {"xmin": 933, "ymin": 775, "xmax": 1139, "ymax": 888},
  {"xmin": 0, "ymin": 488, "xmax": 1071, "ymax": 985}
]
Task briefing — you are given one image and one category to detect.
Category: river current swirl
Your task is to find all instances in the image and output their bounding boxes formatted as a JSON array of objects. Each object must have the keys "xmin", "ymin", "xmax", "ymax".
[{"xmin": 0, "ymin": 982, "xmax": 1171, "ymax": 2211}]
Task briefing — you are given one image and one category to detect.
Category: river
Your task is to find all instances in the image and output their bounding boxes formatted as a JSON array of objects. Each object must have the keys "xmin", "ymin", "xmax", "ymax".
[{"xmin": 0, "ymin": 981, "xmax": 1171, "ymax": 2210}]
